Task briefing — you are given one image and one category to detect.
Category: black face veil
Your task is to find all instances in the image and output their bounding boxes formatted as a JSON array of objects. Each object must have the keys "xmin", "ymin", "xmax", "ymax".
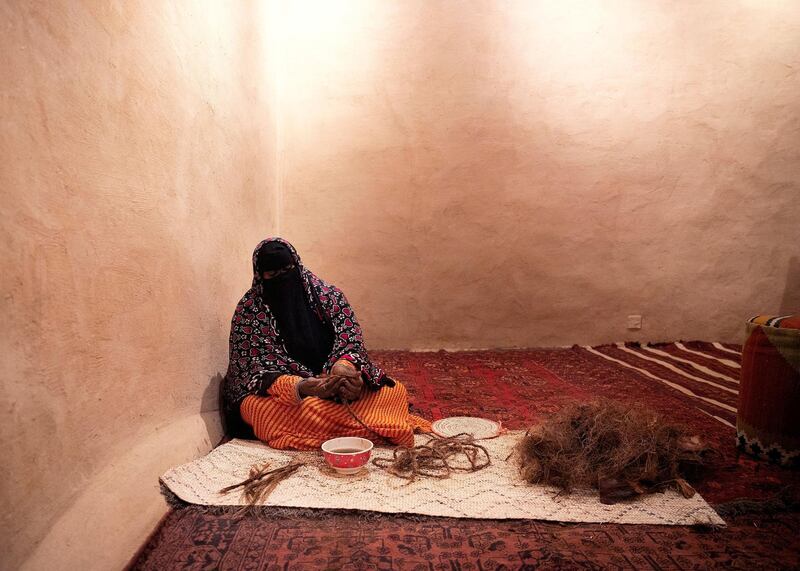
[{"xmin": 255, "ymin": 242, "xmax": 334, "ymax": 374}]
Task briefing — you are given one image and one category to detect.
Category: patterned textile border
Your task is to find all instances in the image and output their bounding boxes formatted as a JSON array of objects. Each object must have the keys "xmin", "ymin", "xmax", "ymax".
[{"xmin": 160, "ymin": 435, "xmax": 724, "ymax": 526}]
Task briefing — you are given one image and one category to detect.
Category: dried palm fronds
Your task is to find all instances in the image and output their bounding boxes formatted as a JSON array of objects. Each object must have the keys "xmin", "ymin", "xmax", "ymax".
[
  {"xmin": 220, "ymin": 461, "xmax": 304, "ymax": 506},
  {"xmin": 514, "ymin": 400, "xmax": 713, "ymax": 504}
]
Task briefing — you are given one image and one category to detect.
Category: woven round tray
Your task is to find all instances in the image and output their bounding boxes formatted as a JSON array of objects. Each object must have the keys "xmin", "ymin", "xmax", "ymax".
[{"xmin": 431, "ymin": 416, "xmax": 503, "ymax": 439}]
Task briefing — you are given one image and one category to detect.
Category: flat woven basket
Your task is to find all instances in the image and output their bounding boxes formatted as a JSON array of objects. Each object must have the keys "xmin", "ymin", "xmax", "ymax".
[{"xmin": 431, "ymin": 416, "xmax": 503, "ymax": 440}]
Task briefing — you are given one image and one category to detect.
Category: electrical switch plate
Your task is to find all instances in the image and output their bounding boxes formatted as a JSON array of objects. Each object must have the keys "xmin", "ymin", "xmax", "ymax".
[{"xmin": 627, "ymin": 315, "xmax": 642, "ymax": 330}]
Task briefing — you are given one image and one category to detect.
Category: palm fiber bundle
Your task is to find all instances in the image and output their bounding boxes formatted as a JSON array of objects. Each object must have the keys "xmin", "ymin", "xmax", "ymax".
[
  {"xmin": 515, "ymin": 399, "xmax": 713, "ymax": 504},
  {"xmin": 220, "ymin": 461, "xmax": 304, "ymax": 507}
]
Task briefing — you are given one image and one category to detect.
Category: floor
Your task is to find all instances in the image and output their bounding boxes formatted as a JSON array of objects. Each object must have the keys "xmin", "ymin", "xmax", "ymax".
[{"xmin": 132, "ymin": 342, "xmax": 800, "ymax": 570}]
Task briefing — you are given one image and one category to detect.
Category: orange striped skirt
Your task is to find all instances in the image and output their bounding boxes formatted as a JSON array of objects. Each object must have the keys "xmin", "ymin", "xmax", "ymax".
[{"xmin": 240, "ymin": 375, "xmax": 431, "ymax": 450}]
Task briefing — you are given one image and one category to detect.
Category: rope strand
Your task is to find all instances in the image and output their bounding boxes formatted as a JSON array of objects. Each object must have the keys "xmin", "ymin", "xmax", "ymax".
[
  {"xmin": 372, "ymin": 432, "xmax": 491, "ymax": 482},
  {"xmin": 344, "ymin": 400, "xmax": 391, "ymax": 444}
]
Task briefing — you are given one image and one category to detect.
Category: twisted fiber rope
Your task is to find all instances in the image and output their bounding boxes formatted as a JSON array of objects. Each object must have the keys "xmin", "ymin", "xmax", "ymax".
[
  {"xmin": 372, "ymin": 433, "xmax": 492, "ymax": 481},
  {"xmin": 345, "ymin": 401, "xmax": 492, "ymax": 481}
]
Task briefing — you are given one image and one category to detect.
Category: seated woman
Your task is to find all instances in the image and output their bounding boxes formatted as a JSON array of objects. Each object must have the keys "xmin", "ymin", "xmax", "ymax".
[{"xmin": 222, "ymin": 237, "xmax": 430, "ymax": 449}]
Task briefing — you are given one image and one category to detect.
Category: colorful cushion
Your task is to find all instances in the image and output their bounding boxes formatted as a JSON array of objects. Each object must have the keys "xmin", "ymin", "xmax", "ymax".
[
  {"xmin": 737, "ymin": 314, "xmax": 800, "ymax": 466},
  {"xmin": 748, "ymin": 314, "xmax": 800, "ymax": 330}
]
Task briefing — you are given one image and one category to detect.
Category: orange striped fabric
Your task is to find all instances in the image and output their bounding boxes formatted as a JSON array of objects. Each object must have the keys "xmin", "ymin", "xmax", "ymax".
[{"xmin": 240, "ymin": 375, "xmax": 432, "ymax": 450}]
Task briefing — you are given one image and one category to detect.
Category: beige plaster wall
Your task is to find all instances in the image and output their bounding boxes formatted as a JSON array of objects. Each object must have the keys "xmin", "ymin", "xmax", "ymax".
[
  {"xmin": 0, "ymin": 1, "xmax": 275, "ymax": 568},
  {"xmin": 277, "ymin": 0, "xmax": 800, "ymax": 350}
]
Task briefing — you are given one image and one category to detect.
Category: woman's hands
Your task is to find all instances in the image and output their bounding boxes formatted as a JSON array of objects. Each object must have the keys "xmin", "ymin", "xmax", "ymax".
[
  {"xmin": 298, "ymin": 362, "xmax": 364, "ymax": 402},
  {"xmin": 330, "ymin": 361, "xmax": 364, "ymax": 402},
  {"xmin": 298, "ymin": 375, "xmax": 343, "ymax": 399},
  {"xmin": 337, "ymin": 374, "xmax": 364, "ymax": 402}
]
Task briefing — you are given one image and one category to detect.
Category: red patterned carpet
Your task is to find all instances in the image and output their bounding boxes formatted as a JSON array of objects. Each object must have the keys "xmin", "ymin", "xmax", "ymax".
[{"xmin": 132, "ymin": 343, "xmax": 800, "ymax": 570}]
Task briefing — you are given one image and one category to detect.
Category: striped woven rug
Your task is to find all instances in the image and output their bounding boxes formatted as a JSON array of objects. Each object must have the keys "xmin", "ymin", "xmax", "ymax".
[{"xmin": 581, "ymin": 341, "xmax": 740, "ymax": 429}]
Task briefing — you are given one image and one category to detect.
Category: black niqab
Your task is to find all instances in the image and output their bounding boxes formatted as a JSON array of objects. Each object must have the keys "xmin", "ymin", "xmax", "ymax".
[{"xmin": 256, "ymin": 243, "xmax": 334, "ymax": 374}]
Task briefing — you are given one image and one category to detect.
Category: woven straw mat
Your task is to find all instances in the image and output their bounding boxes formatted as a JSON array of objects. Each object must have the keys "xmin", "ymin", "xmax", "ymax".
[{"xmin": 160, "ymin": 433, "xmax": 724, "ymax": 526}]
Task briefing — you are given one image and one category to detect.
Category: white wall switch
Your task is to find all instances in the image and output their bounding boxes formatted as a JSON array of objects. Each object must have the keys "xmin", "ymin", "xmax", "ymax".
[{"xmin": 627, "ymin": 315, "xmax": 643, "ymax": 330}]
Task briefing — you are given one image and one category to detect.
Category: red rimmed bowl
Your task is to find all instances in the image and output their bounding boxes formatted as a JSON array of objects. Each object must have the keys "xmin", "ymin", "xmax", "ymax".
[{"xmin": 321, "ymin": 437, "xmax": 373, "ymax": 474}]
